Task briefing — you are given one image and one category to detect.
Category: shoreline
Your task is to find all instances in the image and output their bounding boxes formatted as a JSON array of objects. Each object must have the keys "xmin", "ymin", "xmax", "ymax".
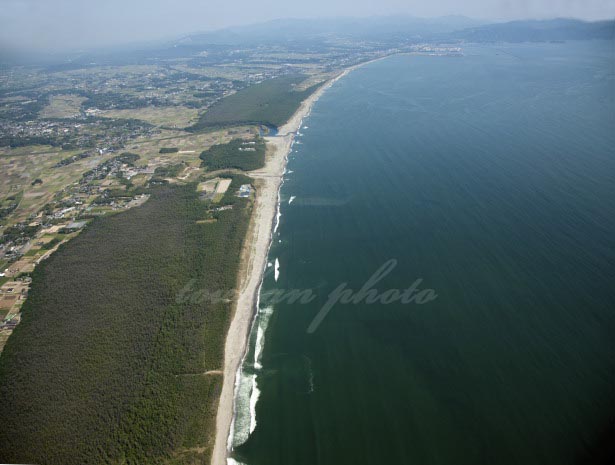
[{"xmin": 210, "ymin": 58, "xmax": 384, "ymax": 465}]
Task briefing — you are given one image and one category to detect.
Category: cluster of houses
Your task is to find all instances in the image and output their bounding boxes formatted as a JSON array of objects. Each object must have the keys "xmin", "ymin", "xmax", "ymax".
[
  {"xmin": 411, "ymin": 45, "xmax": 463, "ymax": 56},
  {"xmin": 0, "ymin": 278, "xmax": 28, "ymax": 351},
  {"xmin": 1, "ymin": 160, "xmax": 154, "ymax": 270},
  {"xmin": 237, "ymin": 184, "xmax": 252, "ymax": 198},
  {"xmin": 239, "ymin": 140, "xmax": 257, "ymax": 152},
  {"xmin": 0, "ymin": 117, "xmax": 157, "ymax": 151},
  {"xmin": 121, "ymin": 165, "xmax": 155, "ymax": 180}
]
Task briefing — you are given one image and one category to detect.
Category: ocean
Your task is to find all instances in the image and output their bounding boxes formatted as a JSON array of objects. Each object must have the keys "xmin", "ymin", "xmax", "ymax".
[{"xmin": 230, "ymin": 41, "xmax": 615, "ymax": 465}]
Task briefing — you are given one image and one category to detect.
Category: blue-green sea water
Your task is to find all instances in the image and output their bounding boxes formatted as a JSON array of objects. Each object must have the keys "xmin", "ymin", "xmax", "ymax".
[{"xmin": 230, "ymin": 41, "xmax": 615, "ymax": 465}]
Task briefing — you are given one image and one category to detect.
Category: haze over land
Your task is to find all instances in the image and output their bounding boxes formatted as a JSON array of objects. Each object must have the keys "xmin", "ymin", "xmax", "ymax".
[
  {"xmin": 0, "ymin": 1, "xmax": 614, "ymax": 463},
  {"xmin": 1, "ymin": 0, "xmax": 614, "ymax": 51}
]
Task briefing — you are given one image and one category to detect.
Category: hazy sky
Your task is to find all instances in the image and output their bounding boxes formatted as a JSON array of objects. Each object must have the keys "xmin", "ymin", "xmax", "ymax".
[{"xmin": 1, "ymin": 0, "xmax": 614, "ymax": 51}]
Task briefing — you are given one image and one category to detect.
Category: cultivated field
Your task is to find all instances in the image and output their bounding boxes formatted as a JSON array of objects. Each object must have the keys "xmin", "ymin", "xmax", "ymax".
[
  {"xmin": 0, "ymin": 148, "xmax": 113, "ymax": 223},
  {"xmin": 40, "ymin": 94, "xmax": 86, "ymax": 118},
  {"xmin": 101, "ymin": 106, "xmax": 200, "ymax": 128}
]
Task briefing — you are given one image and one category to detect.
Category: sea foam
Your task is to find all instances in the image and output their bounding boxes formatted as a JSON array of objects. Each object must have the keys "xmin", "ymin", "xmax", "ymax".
[
  {"xmin": 254, "ymin": 306, "xmax": 273, "ymax": 371},
  {"xmin": 273, "ymin": 187, "xmax": 282, "ymax": 234},
  {"xmin": 227, "ymin": 458, "xmax": 248, "ymax": 465},
  {"xmin": 248, "ymin": 375, "xmax": 259, "ymax": 434}
]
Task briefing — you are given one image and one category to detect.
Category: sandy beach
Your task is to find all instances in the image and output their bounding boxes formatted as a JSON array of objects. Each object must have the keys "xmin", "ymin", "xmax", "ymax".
[{"xmin": 210, "ymin": 60, "xmax": 378, "ymax": 465}]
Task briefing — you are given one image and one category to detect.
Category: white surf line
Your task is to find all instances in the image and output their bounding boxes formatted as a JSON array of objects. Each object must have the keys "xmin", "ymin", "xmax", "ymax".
[
  {"xmin": 221, "ymin": 59, "xmax": 385, "ymax": 465},
  {"xmin": 248, "ymin": 375, "xmax": 259, "ymax": 434},
  {"xmin": 274, "ymin": 258, "xmax": 280, "ymax": 282},
  {"xmin": 273, "ymin": 184, "xmax": 282, "ymax": 234},
  {"xmin": 253, "ymin": 306, "xmax": 273, "ymax": 372},
  {"xmin": 254, "ymin": 328, "xmax": 264, "ymax": 371},
  {"xmin": 227, "ymin": 268, "xmax": 266, "ymax": 454},
  {"xmin": 226, "ymin": 137, "xmax": 289, "ymax": 460},
  {"xmin": 227, "ymin": 458, "xmax": 247, "ymax": 465}
]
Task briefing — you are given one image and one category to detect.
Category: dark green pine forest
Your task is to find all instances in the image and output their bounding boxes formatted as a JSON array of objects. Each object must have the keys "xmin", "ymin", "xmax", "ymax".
[{"xmin": 0, "ymin": 175, "xmax": 252, "ymax": 465}]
